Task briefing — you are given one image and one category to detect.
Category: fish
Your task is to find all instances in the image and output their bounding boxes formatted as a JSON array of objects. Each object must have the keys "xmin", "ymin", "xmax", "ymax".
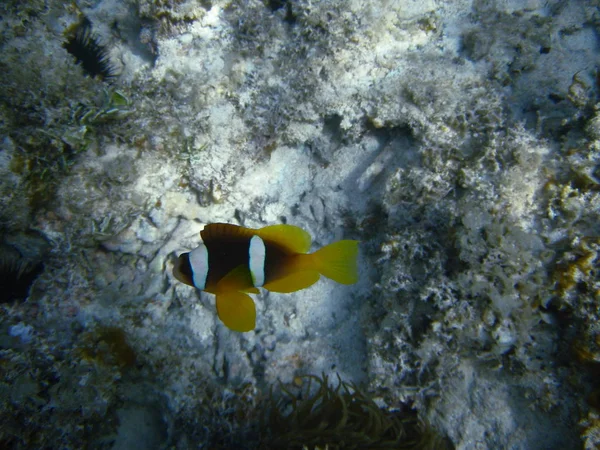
[{"xmin": 173, "ymin": 223, "xmax": 359, "ymax": 332}]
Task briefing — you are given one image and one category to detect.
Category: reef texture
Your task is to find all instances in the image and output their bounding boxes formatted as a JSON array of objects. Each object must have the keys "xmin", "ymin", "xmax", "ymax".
[{"xmin": 1, "ymin": 0, "xmax": 599, "ymax": 448}]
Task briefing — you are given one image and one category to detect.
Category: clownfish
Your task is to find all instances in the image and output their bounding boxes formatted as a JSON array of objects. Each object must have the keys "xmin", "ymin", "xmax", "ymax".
[{"xmin": 173, "ymin": 223, "xmax": 359, "ymax": 332}]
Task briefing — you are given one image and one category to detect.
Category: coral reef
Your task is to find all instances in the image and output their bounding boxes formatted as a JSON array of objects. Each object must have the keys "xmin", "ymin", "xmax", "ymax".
[
  {"xmin": 0, "ymin": 320, "xmax": 167, "ymax": 448},
  {"xmin": 0, "ymin": 0, "xmax": 598, "ymax": 448}
]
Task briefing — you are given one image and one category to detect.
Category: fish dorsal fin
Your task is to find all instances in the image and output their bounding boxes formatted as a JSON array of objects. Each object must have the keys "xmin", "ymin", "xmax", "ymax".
[
  {"xmin": 201, "ymin": 223, "xmax": 311, "ymax": 254},
  {"xmin": 256, "ymin": 224, "xmax": 312, "ymax": 254},
  {"xmin": 216, "ymin": 264, "xmax": 257, "ymax": 293},
  {"xmin": 200, "ymin": 223, "xmax": 256, "ymax": 243}
]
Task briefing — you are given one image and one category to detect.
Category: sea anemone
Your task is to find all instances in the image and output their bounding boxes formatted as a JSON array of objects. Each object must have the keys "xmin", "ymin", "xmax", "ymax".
[{"xmin": 263, "ymin": 374, "xmax": 449, "ymax": 449}]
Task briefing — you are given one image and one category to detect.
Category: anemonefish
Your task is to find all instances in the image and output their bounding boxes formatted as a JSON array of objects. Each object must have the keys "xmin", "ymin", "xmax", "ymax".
[{"xmin": 173, "ymin": 223, "xmax": 359, "ymax": 332}]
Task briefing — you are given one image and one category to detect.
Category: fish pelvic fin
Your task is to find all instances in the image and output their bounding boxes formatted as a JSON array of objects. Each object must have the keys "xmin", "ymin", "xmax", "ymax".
[
  {"xmin": 216, "ymin": 291, "xmax": 256, "ymax": 332},
  {"xmin": 312, "ymin": 240, "xmax": 359, "ymax": 285}
]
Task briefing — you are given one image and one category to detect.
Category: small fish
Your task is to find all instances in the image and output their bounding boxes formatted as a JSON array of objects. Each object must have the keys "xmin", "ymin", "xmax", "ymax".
[{"xmin": 173, "ymin": 223, "xmax": 359, "ymax": 332}]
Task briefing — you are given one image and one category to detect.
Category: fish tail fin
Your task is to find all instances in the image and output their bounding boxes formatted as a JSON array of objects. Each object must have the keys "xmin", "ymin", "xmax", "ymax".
[{"xmin": 312, "ymin": 240, "xmax": 359, "ymax": 285}]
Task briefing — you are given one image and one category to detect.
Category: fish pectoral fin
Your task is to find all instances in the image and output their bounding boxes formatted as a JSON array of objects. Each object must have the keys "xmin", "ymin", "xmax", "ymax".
[
  {"xmin": 257, "ymin": 224, "xmax": 312, "ymax": 254},
  {"xmin": 216, "ymin": 264, "xmax": 255, "ymax": 292},
  {"xmin": 263, "ymin": 270, "xmax": 320, "ymax": 293},
  {"xmin": 216, "ymin": 291, "xmax": 256, "ymax": 332}
]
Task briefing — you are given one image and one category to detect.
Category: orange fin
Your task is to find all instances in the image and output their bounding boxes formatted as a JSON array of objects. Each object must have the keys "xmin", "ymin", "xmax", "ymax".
[
  {"xmin": 216, "ymin": 291, "xmax": 256, "ymax": 332},
  {"xmin": 312, "ymin": 240, "xmax": 359, "ymax": 285},
  {"xmin": 256, "ymin": 224, "xmax": 311, "ymax": 253},
  {"xmin": 216, "ymin": 264, "xmax": 256, "ymax": 293},
  {"xmin": 263, "ymin": 270, "xmax": 320, "ymax": 293},
  {"xmin": 201, "ymin": 223, "xmax": 256, "ymax": 243}
]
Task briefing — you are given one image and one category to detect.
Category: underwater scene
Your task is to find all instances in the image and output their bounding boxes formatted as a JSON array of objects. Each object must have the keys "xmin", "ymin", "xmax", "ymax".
[{"xmin": 0, "ymin": 0, "xmax": 598, "ymax": 448}]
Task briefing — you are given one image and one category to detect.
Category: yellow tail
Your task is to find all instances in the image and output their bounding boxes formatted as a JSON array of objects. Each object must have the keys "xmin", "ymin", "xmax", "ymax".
[{"xmin": 312, "ymin": 240, "xmax": 359, "ymax": 285}]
